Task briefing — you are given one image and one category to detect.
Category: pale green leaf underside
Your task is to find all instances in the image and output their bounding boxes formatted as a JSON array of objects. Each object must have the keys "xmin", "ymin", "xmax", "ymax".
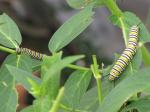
[
  {"xmin": 97, "ymin": 68, "xmax": 150, "ymax": 112},
  {"xmin": 61, "ymin": 70, "xmax": 91, "ymax": 109},
  {"xmin": 0, "ymin": 13, "xmax": 22, "ymax": 48},
  {"xmin": 121, "ymin": 99, "xmax": 150, "ymax": 112},
  {"xmin": 48, "ymin": 5, "xmax": 94, "ymax": 53},
  {"xmin": 66, "ymin": 0, "xmax": 103, "ymax": 9}
]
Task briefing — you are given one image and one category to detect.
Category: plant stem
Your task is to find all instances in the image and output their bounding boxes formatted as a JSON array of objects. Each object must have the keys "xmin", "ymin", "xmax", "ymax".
[
  {"xmin": 91, "ymin": 55, "xmax": 103, "ymax": 104},
  {"xmin": 103, "ymin": 0, "xmax": 122, "ymax": 17},
  {"xmin": 96, "ymin": 76, "xmax": 103, "ymax": 104},
  {"xmin": 119, "ymin": 17, "xmax": 128, "ymax": 47},
  {"xmin": 0, "ymin": 45, "xmax": 16, "ymax": 54},
  {"xmin": 104, "ymin": 0, "xmax": 128, "ymax": 47},
  {"xmin": 49, "ymin": 87, "xmax": 65, "ymax": 112},
  {"xmin": 67, "ymin": 64, "xmax": 89, "ymax": 71}
]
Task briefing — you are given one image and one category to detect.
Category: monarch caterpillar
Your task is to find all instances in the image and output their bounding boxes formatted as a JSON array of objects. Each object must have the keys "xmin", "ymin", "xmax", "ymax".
[
  {"xmin": 109, "ymin": 25, "xmax": 139, "ymax": 81},
  {"xmin": 16, "ymin": 47, "xmax": 44, "ymax": 60}
]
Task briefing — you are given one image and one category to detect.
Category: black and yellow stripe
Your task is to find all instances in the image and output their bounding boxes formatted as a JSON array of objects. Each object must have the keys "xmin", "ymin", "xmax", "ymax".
[
  {"xmin": 16, "ymin": 47, "xmax": 44, "ymax": 60},
  {"xmin": 109, "ymin": 25, "xmax": 139, "ymax": 80}
]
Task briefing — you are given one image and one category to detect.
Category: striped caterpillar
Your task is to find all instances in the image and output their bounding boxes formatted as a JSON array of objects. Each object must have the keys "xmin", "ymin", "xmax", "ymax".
[
  {"xmin": 16, "ymin": 47, "xmax": 44, "ymax": 60},
  {"xmin": 109, "ymin": 25, "xmax": 139, "ymax": 81}
]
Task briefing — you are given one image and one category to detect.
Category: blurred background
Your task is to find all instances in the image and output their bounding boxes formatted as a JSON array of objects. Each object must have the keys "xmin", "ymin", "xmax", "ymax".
[{"xmin": 0, "ymin": 0, "xmax": 150, "ymax": 111}]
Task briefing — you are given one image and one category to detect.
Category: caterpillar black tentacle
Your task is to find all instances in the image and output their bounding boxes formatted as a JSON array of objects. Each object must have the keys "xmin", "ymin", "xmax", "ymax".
[
  {"xmin": 16, "ymin": 47, "xmax": 44, "ymax": 60},
  {"xmin": 109, "ymin": 25, "xmax": 139, "ymax": 81}
]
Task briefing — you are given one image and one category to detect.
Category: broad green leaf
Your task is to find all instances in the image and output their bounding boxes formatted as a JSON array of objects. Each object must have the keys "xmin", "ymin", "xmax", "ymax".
[
  {"xmin": 40, "ymin": 53, "xmax": 85, "ymax": 102},
  {"xmin": 121, "ymin": 99, "xmax": 150, "ymax": 112},
  {"xmin": 40, "ymin": 53, "xmax": 62, "ymax": 101},
  {"xmin": 61, "ymin": 70, "xmax": 92, "ymax": 109},
  {"xmin": 41, "ymin": 52, "xmax": 62, "ymax": 79},
  {"xmin": 32, "ymin": 59, "xmax": 41, "ymax": 72},
  {"xmin": 32, "ymin": 96, "xmax": 52, "ymax": 112},
  {"xmin": 46, "ymin": 55, "xmax": 85, "ymax": 78},
  {"xmin": 141, "ymin": 45, "xmax": 150, "ymax": 67},
  {"xmin": 48, "ymin": 5, "xmax": 94, "ymax": 53},
  {"xmin": 123, "ymin": 12, "xmax": 150, "ymax": 43},
  {"xmin": 21, "ymin": 106, "xmax": 34, "ymax": 112},
  {"xmin": 110, "ymin": 12, "xmax": 150, "ymax": 43},
  {"xmin": 0, "ymin": 80, "xmax": 17, "ymax": 112},
  {"xmin": 42, "ymin": 54, "xmax": 85, "ymax": 82},
  {"xmin": 1, "ymin": 54, "xmax": 32, "ymax": 72},
  {"xmin": 15, "ymin": 54, "xmax": 32, "ymax": 72},
  {"xmin": 66, "ymin": 0, "xmax": 103, "ymax": 9},
  {"xmin": 77, "ymin": 87, "xmax": 99, "ymax": 111},
  {"xmin": 0, "ymin": 54, "xmax": 19, "ymax": 112},
  {"xmin": 101, "ymin": 64, "xmax": 116, "ymax": 97},
  {"xmin": 6, "ymin": 65, "xmax": 41, "ymax": 97},
  {"xmin": 97, "ymin": 68, "xmax": 150, "ymax": 112},
  {"xmin": 0, "ymin": 13, "xmax": 22, "ymax": 48},
  {"xmin": 0, "ymin": 54, "xmax": 33, "ymax": 112}
]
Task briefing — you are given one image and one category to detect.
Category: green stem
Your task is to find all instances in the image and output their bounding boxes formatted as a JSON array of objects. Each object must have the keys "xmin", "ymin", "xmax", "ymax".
[
  {"xmin": 96, "ymin": 77, "xmax": 103, "ymax": 104},
  {"xmin": 119, "ymin": 17, "xmax": 128, "ymax": 47},
  {"xmin": 91, "ymin": 55, "xmax": 103, "ymax": 104},
  {"xmin": 0, "ymin": 45, "xmax": 16, "ymax": 54},
  {"xmin": 67, "ymin": 64, "xmax": 89, "ymax": 71},
  {"xmin": 103, "ymin": 0, "xmax": 122, "ymax": 17},
  {"xmin": 103, "ymin": 0, "xmax": 128, "ymax": 46},
  {"xmin": 92, "ymin": 55, "xmax": 99, "ymax": 76},
  {"xmin": 49, "ymin": 87, "xmax": 65, "ymax": 112},
  {"xmin": 91, "ymin": 65, "xmax": 103, "ymax": 104}
]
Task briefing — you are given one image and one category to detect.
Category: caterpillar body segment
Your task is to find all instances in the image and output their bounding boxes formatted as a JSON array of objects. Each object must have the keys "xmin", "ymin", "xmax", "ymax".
[
  {"xmin": 109, "ymin": 25, "xmax": 139, "ymax": 81},
  {"xmin": 16, "ymin": 47, "xmax": 44, "ymax": 60}
]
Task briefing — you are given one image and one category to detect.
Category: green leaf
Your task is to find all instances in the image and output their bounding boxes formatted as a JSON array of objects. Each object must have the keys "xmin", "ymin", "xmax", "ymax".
[
  {"xmin": 33, "ymin": 96, "xmax": 52, "ymax": 112},
  {"xmin": 0, "ymin": 81, "xmax": 17, "ymax": 112},
  {"xmin": 40, "ymin": 53, "xmax": 62, "ymax": 101},
  {"xmin": 66, "ymin": 0, "xmax": 103, "ymax": 9},
  {"xmin": 40, "ymin": 53, "xmax": 85, "ymax": 102},
  {"xmin": 101, "ymin": 65, "xmax": 115, "ymax": 97},
  {"xmin": 6, "ymin": 65, "xmax": 41, "ymax": 97},
  {"xmin": 110, "ymin": 12, "xmax": 150, "ymax": 43},
  {"xmin": 0, "ymin": 54, "xmax": 32, "ymax": 72},
  {"xmin": 0, "ymin": 54, "xmax": 34, "ymax": 111},
  {"xmin": 21, "ymin": 106, "xmax": 34, "ymax": 112},
  {"xmin": 0, "ymin": 13, "xmax": 22, "ymax": 48},
  {"xmin": 121, "ymin": 99, "xmax": 150, "ymax": 112},
  {"xmin": 15, "ymin": 54, "xmax": 32, "ymax": 72},
  {"xmin": 42, "ymin": 54, "xmax": 85, "ymax": 82},
  {"xmin": 123, "ymin": 12, "xmax": 150, "ymax": 43},
  {"xmin": 141, "ymin": 45, "xmax": 150, "ymax": 67},
  {"xmin": 41, "ymin": 52, "xmax": 62, "ymax": 79},
  {"xmin": 97, "ymin": 68, "xmax": 150, "ymax": 112},
  {"xmin": 48, "ymin": 5, "xmax": 94, "ymax": 53},
  {"xmin": 77, "ymin": 87, "xmax": 99, "ymax": 111},
  {"xmin": 31, "ymin": 59, "xmax": 41, "ymax": 72},
  {"xmin": 61, "ymin": 70, "xmax": 92, "ymax": 109},
  {"xmin": 0, "ymin": 55, "xmax": 17, "ymax": 112}
]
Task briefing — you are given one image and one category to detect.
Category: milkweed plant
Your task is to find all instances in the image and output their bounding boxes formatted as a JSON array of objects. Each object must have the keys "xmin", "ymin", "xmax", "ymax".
[{"xmin": 1, "ymin": 0, "xmax": 150, "ymax": 112}]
